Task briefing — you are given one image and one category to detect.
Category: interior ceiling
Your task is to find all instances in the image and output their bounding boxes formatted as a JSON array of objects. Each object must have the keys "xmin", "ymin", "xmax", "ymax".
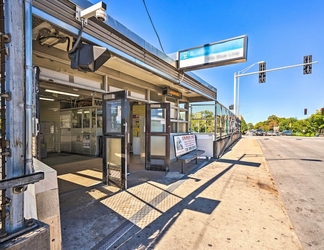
[
  {"xmin": 32, "ymin": 17, "xmax": 200, "ymax": 103},
  {"xmin": 39, "ymin": 82, "xmax": 101, "ymax": 103}
]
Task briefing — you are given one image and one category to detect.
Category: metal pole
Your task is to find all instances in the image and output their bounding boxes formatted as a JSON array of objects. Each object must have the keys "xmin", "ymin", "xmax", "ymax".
[
  {"xmin": 237, "ymin": 76, "xmax": 240, "ymax": 116},
  {"xmin": 4, "ymin": 0, "xmax": 25, "ymax": 232},
  {"xmin": 233, "ymin": 72, "xmax": 236, "ymax": 115}
]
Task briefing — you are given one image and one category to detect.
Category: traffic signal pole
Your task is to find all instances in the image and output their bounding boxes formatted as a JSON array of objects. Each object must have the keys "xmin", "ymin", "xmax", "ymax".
[
  {"xmin": 233, "ymin": 60, "xmax": 318, "ymax": 116},
  {"xmin": 237, "ymin": 61, "xmax": 318, "ymax": 78}
]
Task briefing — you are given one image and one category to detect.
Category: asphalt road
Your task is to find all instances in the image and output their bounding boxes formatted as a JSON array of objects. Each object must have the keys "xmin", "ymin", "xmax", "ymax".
[{"xmin": 255, "ymin": 136, "xmax": 324, "ymax": 250}]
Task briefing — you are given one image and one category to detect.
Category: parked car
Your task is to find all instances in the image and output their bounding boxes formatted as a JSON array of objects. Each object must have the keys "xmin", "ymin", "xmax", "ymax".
[
  {"xmin": 255, "ymin": 129, "xmax": 264, "ymax": 136},
  {"xmin": 265, "ymin": 131, "xmax": 275, "ymax": 136},
  {"xmin": 281, "ymin": 130, "xmax": 293, "ymax": 136}
]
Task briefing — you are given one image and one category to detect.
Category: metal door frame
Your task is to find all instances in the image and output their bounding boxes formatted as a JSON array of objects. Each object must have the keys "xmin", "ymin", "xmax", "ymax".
[
  {"xmin": 102, "ymin": 90, "xmax": 129, "ymax": 189},
  {"xmin": 145, "ymin": 103, "xmax": 170, "ymax": 171}
]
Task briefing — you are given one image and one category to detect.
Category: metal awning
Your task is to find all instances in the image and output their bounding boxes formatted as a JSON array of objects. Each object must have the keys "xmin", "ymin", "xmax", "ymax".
[{"xmin": 32, "ymin": 0, "xmax": 217, "ymax": 102}]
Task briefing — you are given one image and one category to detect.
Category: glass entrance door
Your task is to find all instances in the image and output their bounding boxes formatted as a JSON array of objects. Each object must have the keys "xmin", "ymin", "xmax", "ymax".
[
  {"xmin": 102, "ymin": 91, "xmax": 129, "ymax": 189},
  {"xmin": 145, "ymin": 103, "xmax": 170, "ymax": 171}
]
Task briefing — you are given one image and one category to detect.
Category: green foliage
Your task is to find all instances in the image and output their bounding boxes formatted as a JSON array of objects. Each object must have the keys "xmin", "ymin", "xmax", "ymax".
[
  {"xmin": 248, "ymin": 110, "xmax": 324, "ymax": 137},
  {"xmin": 241, "ymin": 117, "xmax": 248, "ymax": 133},
  {"xmin": 190, "ymin": 110, "xmax": 215, "ymax": 133},
  {"xmin": 247, "ymin": 123, "xmax": 254, "ymax": 130}
]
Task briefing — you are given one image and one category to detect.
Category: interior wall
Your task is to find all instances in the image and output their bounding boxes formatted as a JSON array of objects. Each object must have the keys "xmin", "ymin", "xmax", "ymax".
[{"xmin": 39, "ymin": 100, "xmax": 61, "ymax": 153}]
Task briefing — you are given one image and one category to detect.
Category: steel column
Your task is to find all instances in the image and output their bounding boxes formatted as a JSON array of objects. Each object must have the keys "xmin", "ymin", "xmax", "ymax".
[{"xmin": 4, "ymin": 0, "xmax": 25, "ymax": 232}]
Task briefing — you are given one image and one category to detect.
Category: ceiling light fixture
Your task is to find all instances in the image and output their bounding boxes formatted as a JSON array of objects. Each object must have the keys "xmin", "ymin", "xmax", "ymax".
[
  {"xmin": 45, "ymin": 89, "xmax": 79, "ymax": 97},
  {"xmin": 40, "ymin": 97, "xmax": 55, "ymax": 101}
]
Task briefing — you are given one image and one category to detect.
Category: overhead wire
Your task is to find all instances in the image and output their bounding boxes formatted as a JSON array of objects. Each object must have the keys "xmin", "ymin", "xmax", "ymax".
[{"xmin": 142, "ymin": 0, "xmax": 165, "ymax": 53}]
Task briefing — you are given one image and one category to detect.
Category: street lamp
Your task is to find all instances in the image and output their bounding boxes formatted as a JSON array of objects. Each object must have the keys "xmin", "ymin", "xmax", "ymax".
[{"xmin": 233, "ymin": 61, "xmax": 264, "ymax": 116}]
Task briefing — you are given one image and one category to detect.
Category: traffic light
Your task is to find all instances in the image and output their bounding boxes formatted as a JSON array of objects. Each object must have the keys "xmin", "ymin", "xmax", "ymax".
[
  {"xmin": 303, "ymin": 55, "xmax": 312, "ymax": 74},
  {"xmin": 259, "ymin": 62, "xmax": 266, "ymax": 83},
  {"xmin": 304, "ymin": 108, "xmax": 307, "ymax": 115},
  {"xmin": 69, "ymin": 43, "xmax": 111, "ymax": 72}
]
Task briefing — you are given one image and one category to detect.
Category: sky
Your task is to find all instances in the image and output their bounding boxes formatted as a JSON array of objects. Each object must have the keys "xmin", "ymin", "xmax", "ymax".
[{"xmin": 92, "ymin": 0, "xmax": 323, "ymax": 125}]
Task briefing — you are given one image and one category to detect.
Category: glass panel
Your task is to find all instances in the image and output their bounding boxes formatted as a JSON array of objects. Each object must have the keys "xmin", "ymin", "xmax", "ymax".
[
  {"xmin": 170, "ymin": 122, "xmax": 177, "ymax": 133},
  {"xmin": 179, "ymin": 122, "xmax": 187, "ymax": 133},
  {"xmin": 225, "ymin": 109, "xmax": 229, "ymax": 135},
  {"xmin": 151, "ymin": 108, "xmax": 165, "ymax": 132},
  {"xmin": 179, "ymin": 111, "xmax": 186, "ymax": 121},
  {"xmin": 151, "ymin": 120, "xmax": 165, "ymax": 132},
  {"xmin": 151, "ymin": 108, "xmax": 164, "ymax": 119},
  {"xmin": 170, "ymin": 108, "xmax": 177, "ymax": 119},
  {"xmin": 150, "ymin": 136, "xmax": 166, "ymax": 156},
  {"xmin": 179, "ymin": 103, "xmax": 186, "ymax": 109},
  {"xmin": 72, "ymin": 109, "xmax": 82, "ymax": 128},
  {"xmin": 97, "ymin": 109, "xmax": 102, "ymax": 128},
  {"xmin": 190, "ymin": 104, "xmax": 215, "ymax": 133},
  {"xmin": 106, "ymin": 137, "xmax": 121, "ymax": 166},
  {"xmin": 92, "ymin": 110, "xmax": 97, "ymax": 128},
  {"xmin": 83, "ymin": 109, "xmax": 90, "ymax": 128},
  {"xmin": 105, "ymin": 100, "xmax": 122, "ymax": 133}
]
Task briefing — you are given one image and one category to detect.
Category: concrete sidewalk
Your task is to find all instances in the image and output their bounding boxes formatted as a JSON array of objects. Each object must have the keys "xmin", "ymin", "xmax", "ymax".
[{"xmin": 61, "ymin": 137, "xmax": 302, "ymax": 249}]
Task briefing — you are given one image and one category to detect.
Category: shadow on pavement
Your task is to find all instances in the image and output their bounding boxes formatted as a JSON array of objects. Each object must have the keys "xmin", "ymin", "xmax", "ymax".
[{"xmin": 107, "ymin": 154, "xmax": 258, "ymax": 249}]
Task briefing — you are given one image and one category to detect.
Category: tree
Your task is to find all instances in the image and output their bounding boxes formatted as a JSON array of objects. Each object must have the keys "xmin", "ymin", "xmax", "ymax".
[
  {"xmin": 246, "ymin": 107, "xmax": 324, "ymax": 137},
  {"xmin": 279, "ymin": 117, "xmax": 297, "ymax": 131},
  {"xmin": 266, "ymin": 115, "xmax": 280, "ymax": 130},
  {"xmin": 254, "ymin": 121, "xmax": 268, "ymax": 131},
  {"xmin": 307, "ymin": 109, "xmax": 324, "ymax": 135},
  {"xmin": 190, "ymin": 110, "xmax": 215, "ymax": 133},
  {"xmin": 247, "ymin": 123, "xmax": 254, "ymax": 130},
  {"xmin": 294, "ymin": 119, "xmax": 309, "ymax": 135},
  {"xmin": 241, "ymin": 117, "xmax": 248, "ymax": 134}
]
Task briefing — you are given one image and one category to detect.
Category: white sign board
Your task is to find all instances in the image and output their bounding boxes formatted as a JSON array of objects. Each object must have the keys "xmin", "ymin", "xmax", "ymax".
[
  {"xmin": 174, "ymin": 134, "xmax": 197, "ymax": 157},
  {"xmin": 178, "ymin": 35, "xmax": 247, "ymax": 71}
]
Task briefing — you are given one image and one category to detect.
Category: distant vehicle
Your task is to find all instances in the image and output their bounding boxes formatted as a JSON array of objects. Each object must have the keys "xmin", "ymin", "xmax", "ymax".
[
  {"xmin": 274, "ymin": 132, "xmax": 279, "ymax": 136},
  {"xmin": 255, "ymin": 129, "xmax": 264, "ymax": 136},
  {"xmin": 281, "ymin": 130, "xmax": 293, "ymax": 136},
  {"xmin": 265, "ymin": 131, "xmax": 275, "ymax": 136}
]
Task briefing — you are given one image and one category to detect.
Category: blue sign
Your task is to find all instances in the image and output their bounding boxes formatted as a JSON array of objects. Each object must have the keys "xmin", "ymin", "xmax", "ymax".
[{"xmin": 178, "ymin": 35, "xmax": 248, "ymax": 70}]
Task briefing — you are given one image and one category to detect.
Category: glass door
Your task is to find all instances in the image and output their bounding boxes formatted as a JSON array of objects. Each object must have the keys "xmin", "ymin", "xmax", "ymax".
[
  {"xmin": 145, "ymin": 103, "xmax": 170, "ymax": 171},
  {"xmin": 102, "ymin": 91, "xmax": 129, "ymax": 189}
]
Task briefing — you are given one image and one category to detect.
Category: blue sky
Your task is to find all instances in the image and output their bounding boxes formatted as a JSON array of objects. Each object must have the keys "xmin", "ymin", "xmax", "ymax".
[{"xmin": 97, "ymin": 0, "xmax": 323, "ymax": 125}]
